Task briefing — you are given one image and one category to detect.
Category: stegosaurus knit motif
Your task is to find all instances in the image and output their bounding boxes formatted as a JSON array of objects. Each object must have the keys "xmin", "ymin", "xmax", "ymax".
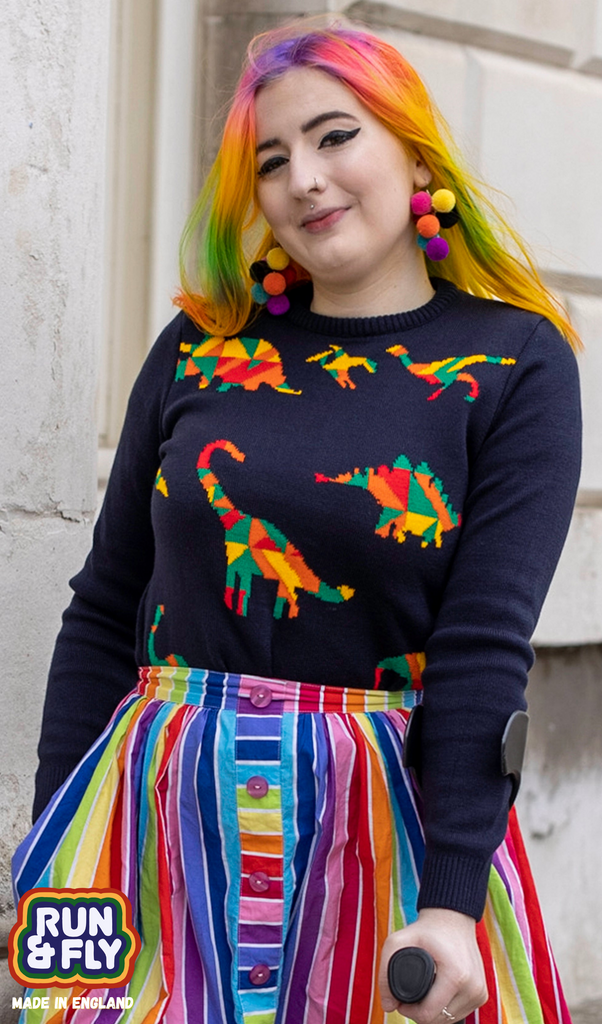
[
  {"xmin": 148, "ymin": 605, "xmax": 188, "ymax": 667},
  {"xmin": 175, "ymin": 336, "xmax": 301, "ymax": 394},
  {"xmin": 197, "ymin": 440, "xmax": 355, "ymax": 619},
  {"xmin": 387, "ymin": 344, "xmax": 516, "ymax": 402},
  {"xmin": 316, "ymin": 454, "xmax": 460, "ymax": 548},
  {"xmin": 374, "ymin": 652, "xmax": 425, "ymax": 690},
  {"xmin": 306, "ymin": 345, "xmax": 377, "ymax": 389}
]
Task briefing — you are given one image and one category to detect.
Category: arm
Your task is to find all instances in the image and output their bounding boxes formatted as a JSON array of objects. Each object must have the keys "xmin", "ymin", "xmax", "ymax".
[
  {"xmin": 32, "ymin": 314, "xmax": 184, "ymax": 821},
  {"xmin": 379, "ymin": 317, "xmax": 581, "ymax": 1020}
]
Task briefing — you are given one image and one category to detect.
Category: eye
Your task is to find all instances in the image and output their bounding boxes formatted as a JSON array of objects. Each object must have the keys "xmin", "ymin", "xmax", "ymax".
[
  {"xmin": 257, "ymin": 155, "xmax": 287, "ymax": 178},
  {"xmin": 319, "ymin": 127, "xmax": 361, "ymax": 148}
]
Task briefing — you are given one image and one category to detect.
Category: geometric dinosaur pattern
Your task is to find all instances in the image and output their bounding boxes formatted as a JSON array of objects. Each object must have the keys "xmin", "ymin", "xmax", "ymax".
[
  {"xmin": 316, "ymin": 453, "xmax": 461, "ymax": 548},
  {"xmin": 148, "ymin": 604, "xmax": 188, "ymax": 667},
  {"xmin": 374, "ymin": 652, "xmax": 425, "ymax": 690},
  {"xmin": 387, "ymin": 343, "xmax": 516, "ymax": 402},
  {"xmin": 155, "ymin": 468, "xmax": 169, "ymax": 497},
  {"xmin": 175, "ymin": 335, "xmax": 301, "ymax": 394},
  {"xmin": 306, "ymin": 344, "xmax": 377, "ymax": 389},
  {"xmin": 197, "ymin": 440, "xmax": 355, "ymax": 619}
]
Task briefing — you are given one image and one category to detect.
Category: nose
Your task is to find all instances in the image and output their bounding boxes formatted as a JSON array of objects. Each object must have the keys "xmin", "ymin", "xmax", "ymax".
[{"xmin": 287, "ymin": 151, "xmax": 324, "ymax": 202}]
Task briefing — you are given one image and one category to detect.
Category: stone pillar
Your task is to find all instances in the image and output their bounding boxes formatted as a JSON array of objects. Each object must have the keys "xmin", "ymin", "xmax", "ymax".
[{"xmin": 0, "ymin": 0, "xmax": 111, "ymax": 1011}]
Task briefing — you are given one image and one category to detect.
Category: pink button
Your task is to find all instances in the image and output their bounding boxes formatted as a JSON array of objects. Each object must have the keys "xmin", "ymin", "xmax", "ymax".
[
  {"xmin": 246, "ymin": 775, "xmax": 269, "ymax": 799},
  {"xmin": 249, "ymin": 963, "xmax": 271, "ymax": 985},
  {"xmin": 249, "ymin": 871, "xmax": 270, "ymax": 893},
  {"xmin": 249, "ymin": 684, "xmax": 272, "ymax": 708}
]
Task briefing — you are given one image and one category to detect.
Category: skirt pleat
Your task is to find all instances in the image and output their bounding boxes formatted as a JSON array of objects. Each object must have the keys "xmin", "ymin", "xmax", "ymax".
[{"xmin": 12, "ymin": 667, "xmax": 571, "ymax": 1024}]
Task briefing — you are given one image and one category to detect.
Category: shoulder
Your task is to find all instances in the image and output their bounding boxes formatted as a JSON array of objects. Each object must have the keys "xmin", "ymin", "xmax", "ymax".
[{"xmin": 441, "ymin": 287, "xmax": 579, "ymax": 377}]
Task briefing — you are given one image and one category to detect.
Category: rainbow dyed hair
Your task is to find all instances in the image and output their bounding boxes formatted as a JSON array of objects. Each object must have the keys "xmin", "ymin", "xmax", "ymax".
[{"xmin": 176, "ymin": 21, "xmax": 580, "ymax": 349}]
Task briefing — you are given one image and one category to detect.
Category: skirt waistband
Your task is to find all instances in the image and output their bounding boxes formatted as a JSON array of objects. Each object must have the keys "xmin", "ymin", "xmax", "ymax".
[{"xmin": 137, "ymin": 665, "xmax": 423, "ymax": 712}]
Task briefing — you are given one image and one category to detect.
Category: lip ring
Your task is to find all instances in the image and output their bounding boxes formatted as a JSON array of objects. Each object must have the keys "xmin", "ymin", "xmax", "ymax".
[{"xmin": 300, "ymin": 206, "xmax": 348, "ymax": 228}]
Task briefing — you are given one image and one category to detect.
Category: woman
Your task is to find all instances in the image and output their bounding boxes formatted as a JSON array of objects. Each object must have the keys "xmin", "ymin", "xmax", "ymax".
[{"xmin": 14, "ymin": 20, "xmax": 581, "ymax": 1024}]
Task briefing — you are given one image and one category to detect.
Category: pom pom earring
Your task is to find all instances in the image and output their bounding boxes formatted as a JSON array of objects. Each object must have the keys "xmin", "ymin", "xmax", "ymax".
[
  {"xmin": 249, "ymin": 247, "xmax": 297, "ymax": 315},
  {"xmin": 410, "ymin": 188, "xmax": 458, "ymax": 261}
]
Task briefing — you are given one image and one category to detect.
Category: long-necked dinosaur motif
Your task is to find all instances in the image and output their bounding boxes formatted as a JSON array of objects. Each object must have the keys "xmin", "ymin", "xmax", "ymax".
[
  {"xmin": 387, "ymin": 344, "xmax": 516, "ymax": 402},
  {"xmin": 374, "ymin": 652, "xmax": 425, "ymax": 690},
  {"xmin": 316, "ymin": 454, "xmax": 460, "ymax": 548},
  {"xmin": 175, "ymin": 336, "xmax": 301, "ymax": 394},
  {"xmin": 306, "ymin": 345, "xmax": 377, "ymax": 389},
  {"xmin": 197, "ymin": 441, "xmax": 355, "ymax": 619}
]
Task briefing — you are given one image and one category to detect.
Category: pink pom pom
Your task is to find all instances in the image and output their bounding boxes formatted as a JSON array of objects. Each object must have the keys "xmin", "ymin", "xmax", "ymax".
[
  {"xmin": 425, "ymin": 236, "xmax": 449, "ymax": 261},
  {"xmin": 410, "ymin": 191, "xmax": 432, "ymax": 216},
  {"xmin": 266, "ymin": 294, "xmax": 290, "ymax": 315}
]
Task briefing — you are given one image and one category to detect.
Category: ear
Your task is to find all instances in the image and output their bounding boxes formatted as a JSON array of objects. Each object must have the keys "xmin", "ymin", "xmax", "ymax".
[{"xmin": 413, "ymin": 158, "xmax": 432, "ymax": 190}]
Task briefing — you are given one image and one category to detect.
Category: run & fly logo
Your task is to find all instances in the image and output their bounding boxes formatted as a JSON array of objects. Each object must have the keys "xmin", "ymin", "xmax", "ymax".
[{"xmin": 9, "ymin": 888, "xmax": 140, "ymax": 988}]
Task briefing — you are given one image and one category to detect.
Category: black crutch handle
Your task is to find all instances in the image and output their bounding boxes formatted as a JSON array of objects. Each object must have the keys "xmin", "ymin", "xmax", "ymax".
[{"xmin": 387, "ymin": 946, "xmax": 465, "ymax": 1022}]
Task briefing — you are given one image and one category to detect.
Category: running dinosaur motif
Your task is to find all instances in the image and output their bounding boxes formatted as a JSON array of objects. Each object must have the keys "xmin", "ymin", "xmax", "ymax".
[
  {"xmin": 374, "ymin": 652, "xmax": 425, "ymax": 690},
  {"xmin": 306, "ymin": 345, "xmax": 377, "ymax": 389},
  {"xmin": 387, "ymin": 344, "xmax": 516, "ymax": 402},
  {"xmin": 316, "ymin": 454, "xmax": 460, "ymax": 548},
  {"xmin": 175, "ymin": 335, "xmax": 301, "ymax": 394},
  {"xmin": 148, "ymin": 605, "xmax": 188, "ymax": 667},
  {"xmin": 197, "ymin": 440, "xmax": 355, "ymax": 619}
]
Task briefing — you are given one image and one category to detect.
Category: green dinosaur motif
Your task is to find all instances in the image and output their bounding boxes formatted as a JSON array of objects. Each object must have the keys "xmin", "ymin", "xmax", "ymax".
[
  {"xmin": 148, "ymin": 605, "xmax": 188, "ymax": 667},
  {"xmin": 387, "ymin": 343, "xmax": 516, "ymax": 402},
  {"xmin": 197, "ymin": 440, "xmax": 355, "ymax": 619},
  {"xmin": 374, "ymin": 652, "xmax": 425, "ymax": 689}
]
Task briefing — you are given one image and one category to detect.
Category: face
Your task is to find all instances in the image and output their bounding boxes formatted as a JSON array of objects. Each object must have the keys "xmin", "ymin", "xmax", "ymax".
[{"xmin": 254, "ymin": 66, "xmax": 431, "ymax": 292}]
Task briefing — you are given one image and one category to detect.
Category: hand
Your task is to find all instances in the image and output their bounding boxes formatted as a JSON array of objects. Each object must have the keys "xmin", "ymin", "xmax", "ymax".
[{"xmin": 378, "ymin": 908, "xmax": 488, "ymax": 1023}]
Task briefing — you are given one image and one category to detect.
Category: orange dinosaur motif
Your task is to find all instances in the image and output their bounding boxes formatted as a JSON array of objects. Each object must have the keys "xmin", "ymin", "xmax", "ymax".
[
  {"xmin": 387, "ymin": 343, "xmax": 516, "ymax": 402},
  {"xmin": 197, "ymin": 440, "xmax": 355, "ymax": 618},
  {"xmin": 306, "ymin": 345, "xmax": 377, "ymax": 389},
  {"xmin": 175, "ymin": 335, "xmax": 301, "ymax": 394},
  {"xmin": 316, "ymin": 453, "xmax": 460, "ymax": 548}
]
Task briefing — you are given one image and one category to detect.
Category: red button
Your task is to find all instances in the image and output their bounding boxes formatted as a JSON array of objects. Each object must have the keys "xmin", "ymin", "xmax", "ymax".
[
  {"xmin": 249, "ymin": 871, "xmax": 270, "ymax": 893},
  {"xmin": 246, "ymin": 776, "xmax": 269, "ymax": 798},
  {"xmin": 249, "ymin": 684, "xmax": 272, "ymax": 708},
  {"xmin": 249, "ymin": 963, "xmax": 271, "ymax": 985}
]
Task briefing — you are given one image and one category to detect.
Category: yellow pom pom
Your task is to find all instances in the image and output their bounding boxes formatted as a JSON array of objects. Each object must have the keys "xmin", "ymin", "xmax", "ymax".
[
  {"xmin": 266, "ymin": 247, "xmax": 290, "ymax": 270},
  {"xmin": 431, "ymin": 189, "xmax": 456, "ymax": 213}
]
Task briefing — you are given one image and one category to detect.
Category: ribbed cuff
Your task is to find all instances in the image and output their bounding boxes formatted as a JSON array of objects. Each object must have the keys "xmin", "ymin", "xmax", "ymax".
[
  {"xmin": 417, "ymin": 849, "xmax": 493, "ymax": 921},
  {"xmin": 32, "ymin": 762, "xmax": 77, "ymax": 824}
]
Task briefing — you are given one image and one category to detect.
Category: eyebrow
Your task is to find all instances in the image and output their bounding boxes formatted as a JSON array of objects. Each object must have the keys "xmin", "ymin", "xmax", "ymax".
[{"xmin": 256, "ymin": 110, "xmax": 359, "ymax": 155}]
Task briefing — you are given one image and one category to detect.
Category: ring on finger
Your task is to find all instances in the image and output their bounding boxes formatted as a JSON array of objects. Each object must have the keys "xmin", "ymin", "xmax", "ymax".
[{"xmin": 441, "ymin": 1009, "xmax": 456, "ymax": 1022}]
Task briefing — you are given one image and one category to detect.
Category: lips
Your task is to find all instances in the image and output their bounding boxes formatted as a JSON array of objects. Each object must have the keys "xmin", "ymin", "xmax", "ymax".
[{"xmin": 301, "ymin": 207, "xmax": 349, "ymax": 232}]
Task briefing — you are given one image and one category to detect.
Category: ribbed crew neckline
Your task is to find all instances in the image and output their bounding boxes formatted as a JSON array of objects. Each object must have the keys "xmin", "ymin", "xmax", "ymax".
[{"xmin": 285, "ymin": 277, "xmax": 459, "ymax": 337}]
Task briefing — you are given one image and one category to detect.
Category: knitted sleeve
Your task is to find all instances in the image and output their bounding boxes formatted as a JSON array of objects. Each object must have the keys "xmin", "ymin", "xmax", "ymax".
[
  {"xmin": 32, "ymin": 314, "xmax": 184, "ymax": 822},
  {"xmin": 417, "ymin": 317, "xmax": 581, "ymax": 919}
]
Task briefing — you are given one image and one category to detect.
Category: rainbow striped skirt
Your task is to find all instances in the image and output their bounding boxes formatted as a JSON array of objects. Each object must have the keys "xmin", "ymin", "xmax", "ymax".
[{"xmin": 13, "ymin": 667, "xmax": 571, "ymax": 1024}]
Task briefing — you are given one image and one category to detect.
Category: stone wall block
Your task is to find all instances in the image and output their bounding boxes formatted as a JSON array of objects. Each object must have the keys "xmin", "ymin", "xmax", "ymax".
[
  {"xmin": 472, "ymin": 50, "xmax": 602, "ymax": 280},
  {"xmin": 574, "ymin": 0, "xmax": 602, "ymax": 73},
  {"xmin": 519, "ymin": 645, "xmax": 602, "ymax": 1004},
  {"xmin": 567, "ymin": 294, "xmax": 602, "ymax": 494},
  {"xmin": 0, "ymin": 0, "xmax": 110, "ymax": 516},
  {"xmin": 0, "ymin": 513, "xmax": 93, "ymax": 921},
  {"xmin": 346, "ymin": 0, "xmax": 584, "ymax": 65},
  {"xmin": 534, "ymin": 508, "xmax": 602, "ymax": 645}
]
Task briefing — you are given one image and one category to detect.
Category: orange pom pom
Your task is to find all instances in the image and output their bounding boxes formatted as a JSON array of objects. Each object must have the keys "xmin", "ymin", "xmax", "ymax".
[
  {"xmin": 416, "ymin": 214, "xmax": 440, "ymax": 239},
  {"xmin": 263, "ymin": 271, "xmax": 286, "ymax": 296}
]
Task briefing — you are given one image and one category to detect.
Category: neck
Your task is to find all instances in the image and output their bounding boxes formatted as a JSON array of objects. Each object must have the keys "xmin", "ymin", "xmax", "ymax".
[{"xmin": 309, "ymin": 253, "xmax": 435, "ymax": 319}]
